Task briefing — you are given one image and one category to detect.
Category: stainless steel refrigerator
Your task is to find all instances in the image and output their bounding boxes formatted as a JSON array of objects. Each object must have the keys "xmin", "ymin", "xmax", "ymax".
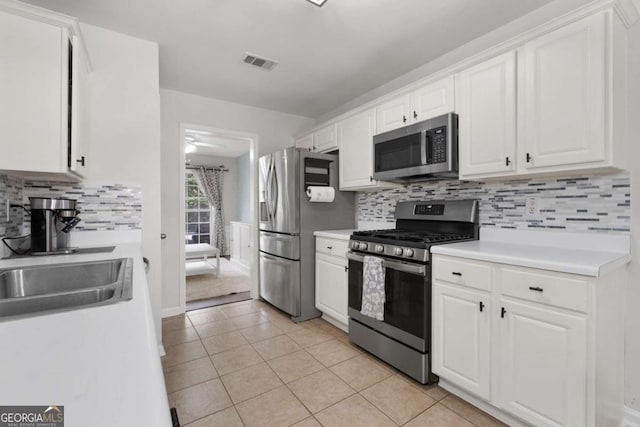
[{"xmin": 259, "ymin": 147, "xmax": 355, "ymax": 322}]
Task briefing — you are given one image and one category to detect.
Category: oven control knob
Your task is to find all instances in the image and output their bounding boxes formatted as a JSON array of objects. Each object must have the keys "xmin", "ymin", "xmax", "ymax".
[
  {"xmin": 405, "ymin": 249, "xmax": 414, "ymax": 257},
  {"xmin": 359, "ymin": 243, "xmax": 368, "ymax": 250},
  {"xmin": 351, "ymin": 241, "xmax": 360, "ymax": 250},
  {"xmin": 375, "ymin": 245, "xmax": 384, "ymax": 253},
  {"xmin": 394, "ymin": 247, "xmax": 404, "ymax": 256}
]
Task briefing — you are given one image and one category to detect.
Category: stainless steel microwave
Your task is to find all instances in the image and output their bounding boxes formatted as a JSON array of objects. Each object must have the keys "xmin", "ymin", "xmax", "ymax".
[{"xmin": 373, "ymin": 113, "xmax": 458, "ymax": 183}]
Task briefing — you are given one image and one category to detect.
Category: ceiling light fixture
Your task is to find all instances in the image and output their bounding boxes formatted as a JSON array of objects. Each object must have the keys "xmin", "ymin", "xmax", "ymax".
[
  {"xmin": 306, "ymin": 0, "xmax": 328, "ymax": 6},
  {"xmin": 185, "ymin": 143, "xmax": 196, "ymax": 154}
]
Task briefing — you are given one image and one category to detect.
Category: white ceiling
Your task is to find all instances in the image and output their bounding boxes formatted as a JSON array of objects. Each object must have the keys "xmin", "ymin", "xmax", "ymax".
[
  {"xmin": 21, "ymin": 0, "xmax": 553, "ymax": 118},
  {"xmin": 185, "ymin": 129, "xmax": 250, "ymax": 158}
]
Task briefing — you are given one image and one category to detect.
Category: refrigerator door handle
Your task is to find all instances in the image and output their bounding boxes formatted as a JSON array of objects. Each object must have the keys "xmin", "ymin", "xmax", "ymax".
[
  {"xmin": 265, "ymin": 157, "xmax": 275, "ymax": 225},
  {"xmin": 271, "ymin": 160, "xmax": 278, "ymax": 220}
]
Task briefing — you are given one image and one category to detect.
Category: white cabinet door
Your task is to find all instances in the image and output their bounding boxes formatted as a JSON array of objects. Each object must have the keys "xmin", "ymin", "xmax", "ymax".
[
  {"xmin": 0, "ymin": 11, "xmax": 65, "ymax": 174},
  {"xmin": 410, "ymin": 76, "xmax": 455, "ymax": 123},
  {"xmin": 498, "ymin": 299, "xmax": 587, "ymax": 427},
  {"xmin": 521, "ymin": 13, "xmax": 606, "ymax": 169},
  {"xmin": 457, "ymin": 52, "xmax": 517, "ymax": 177},
  {"xmin": 295, "ymin": 133, "xmax": 314, "ymax": 151},
  {"xmin": 239, "ymin": 222, "xmax": 251, "ymax": 267},
  {"xmin": 338, "ymin": 108, "xmax": 378, "ymax": 190},
  {"xmin": 69, "ymin": 35, "xmax": 90, "ymax": 176},
  {"xmin": 315, "ymin": 252, "xmax": 348, "ymax": 325},
  {"xmin": 313, "ymin": 123, "xmax": 338, "ymax": 152},
  {"xmin": 230, "ymin": 223, "xmax": 241, "ymax": 260},
  {"xmin": 432, "ymin": 282, "xmax": 491, "ymax": 400},
  {"xmin": 376, "ymin": 94, "xmax": 411, "ymax": 133}
]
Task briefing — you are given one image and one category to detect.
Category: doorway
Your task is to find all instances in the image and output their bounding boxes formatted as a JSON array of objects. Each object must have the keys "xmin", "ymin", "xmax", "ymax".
[{"xmin": 179, "ymin": 124, "xmax": 259, "ymax": 312}]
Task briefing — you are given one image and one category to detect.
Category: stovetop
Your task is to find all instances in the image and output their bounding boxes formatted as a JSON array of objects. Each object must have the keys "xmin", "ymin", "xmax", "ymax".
[{"xmin": 352, "ymin": 229, "xmax": 475, "ymax": 247}]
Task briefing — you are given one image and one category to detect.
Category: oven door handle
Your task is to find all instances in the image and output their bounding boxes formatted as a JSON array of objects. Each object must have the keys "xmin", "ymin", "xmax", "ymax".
[{"xmin": 346, "ymin": 252, "xmax": 427, "ymax": 277}]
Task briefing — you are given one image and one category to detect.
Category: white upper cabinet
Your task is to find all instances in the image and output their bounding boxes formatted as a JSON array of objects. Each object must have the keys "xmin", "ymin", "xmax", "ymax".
[
  {"xmin": 410, "ymin": 76, "xmax": 455, "ymax": 123},
  {"xmin": 338, "ymin": 108, "xmax": 378, "ymax": 190},
  {"xmin": 376, "ymin": 77, "xmax": 455, "ymax": 134},
  {"xmin": 457, "ymin": 51, "xmax": 517, "ymax": 178},
  {"xmin": 0, "ymin": 8, "xmax": 90, "ymax": 180},
  {"xmin": 294, "ymin": 132, "xmax": 314, "ymax": 151},
  {"xmin": 521, "ymin": 13, "xmax": 606, "ymax": 170},
  {"xmin": 313, "ymin": 123, "xmax": 338, "ymax": 153},
  {"xmin": 69, "ymin": 35, "xmax": 90, "ymax": 176},
  {"xmin": 376, "ymin": 95, "xmax": 411, "ymax": 133}
]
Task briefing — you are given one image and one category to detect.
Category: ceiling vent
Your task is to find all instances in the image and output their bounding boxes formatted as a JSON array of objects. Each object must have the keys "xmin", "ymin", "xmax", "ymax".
[{"xmin": 242, "ymin": 53, "xmax": 278, "ymax": 71}]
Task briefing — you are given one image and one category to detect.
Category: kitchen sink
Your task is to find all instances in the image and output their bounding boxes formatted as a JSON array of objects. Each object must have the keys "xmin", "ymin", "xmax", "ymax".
[{"xmin": 0, "ymin": 258, "xmax": 133, "ymax": 320}]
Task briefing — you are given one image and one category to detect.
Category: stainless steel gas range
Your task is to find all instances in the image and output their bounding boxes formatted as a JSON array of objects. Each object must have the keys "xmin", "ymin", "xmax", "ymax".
[{"xmin": 347, "ymin": 199, "xmax": 479, "ymax": 384}]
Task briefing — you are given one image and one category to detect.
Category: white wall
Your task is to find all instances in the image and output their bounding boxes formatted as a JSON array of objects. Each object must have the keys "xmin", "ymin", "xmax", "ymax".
[
  {"xmin": 81, "ymin": 23, "xmax": 162, "ymax": 346},
  {"xmin": 160, "ymin": 89, "xmax": 314, "ymax": 313},
  {"xmin": 625, "ymin": 22, "xmax": 640, "ymax": 413},
  {"xmin": 235, "ymin": 152, "xmax": 251, "ymax": 222},
  {"xmin": 185, "ymin": 152, "xmax": 243, "ymax": 254}
]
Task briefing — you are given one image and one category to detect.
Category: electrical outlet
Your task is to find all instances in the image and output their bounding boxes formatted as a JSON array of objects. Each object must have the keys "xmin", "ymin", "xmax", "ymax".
[{"xmin": 525, "ymin": 197, "xmax": 540, "ymax": 217}]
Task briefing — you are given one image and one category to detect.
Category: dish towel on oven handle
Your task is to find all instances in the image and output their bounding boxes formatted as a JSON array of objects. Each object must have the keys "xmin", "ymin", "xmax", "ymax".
[{"xmin": 360, "ymin": 255, "xmax": 385, "ymax": 321}]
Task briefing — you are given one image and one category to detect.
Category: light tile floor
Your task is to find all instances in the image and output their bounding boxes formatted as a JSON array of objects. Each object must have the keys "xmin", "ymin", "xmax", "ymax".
[{"xmin": 161, "ymin": 299, "xmax": 506, "ymax": 427}]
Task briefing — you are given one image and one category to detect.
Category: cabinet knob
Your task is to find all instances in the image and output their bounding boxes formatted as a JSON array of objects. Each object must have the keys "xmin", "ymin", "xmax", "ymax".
[
  {"xmin": 529, "ymin": 286, "xmax": 544, "ymax": 292},
  {"xmin": 451, "ymin": 271, "xmax": 462, "ymax": 276},
  {"xmin": 160, "ymin": 233, "xmax": 167, "ymax": 239},
  {"xmin": 413, "ymin": 111, "xmax": 418, "ymax": 119},
  {"xmin": 526, "ymin": 153, "xmax": 532, "ymax": 163},
  {"xmin": 505, "ymin": 156, "xmax": 511, "ymax": 166},
  {"xmin": 501, "ymin": 307, "xmax": 507, "ymax": 318},
  {"xmin": 326, "ymin": 246, "xmax": 333, "ymax": 250},
  {"xmin": 76, "ymin": 156, "xmax": 86, "ymax": 167},
  {"xmin": 344, "ymin": 266, "xmax": 348, "ymax": 272},
  {"xmin": 479, "ymin": 301, "xmax": 485, "ymax": 312},
  {"xmin": 402, "ymin": 115, "xmax": 407, "ymax": 123},
  {"xmin": 369, "ymin": 176, "xmax": 373, "ymax": 182}
]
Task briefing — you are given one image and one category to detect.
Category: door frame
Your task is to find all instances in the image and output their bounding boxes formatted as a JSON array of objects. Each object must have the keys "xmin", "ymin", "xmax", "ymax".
[{"xmin": 178, "ymin": 122, "xmax": 260, "ymax": 312}]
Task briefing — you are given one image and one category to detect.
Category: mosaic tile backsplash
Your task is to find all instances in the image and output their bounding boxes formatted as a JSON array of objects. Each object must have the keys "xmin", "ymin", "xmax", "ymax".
[
  {"xmin": 0, "ymin": 174, "xmax": 24, "ymax": 237},
  {"xmin": 0, "ymin": 174, "xmax": 142, "ymax": 237},
  {"xmin": 358, "ymin": 172, "xmax": 631, "ymax": 234}
]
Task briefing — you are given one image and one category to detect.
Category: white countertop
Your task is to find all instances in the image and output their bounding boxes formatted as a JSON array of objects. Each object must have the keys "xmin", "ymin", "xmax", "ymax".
[
  {"xmin": 313, "ymin": 229, "xmax": 357, "ymax": 241},
  {"xmin": 0, "ymin": 244, "xmax": 171, "ymax": 427},
  {"xmin": 431, "ymin": 228, "xmax": 631, "ymax": 277}
]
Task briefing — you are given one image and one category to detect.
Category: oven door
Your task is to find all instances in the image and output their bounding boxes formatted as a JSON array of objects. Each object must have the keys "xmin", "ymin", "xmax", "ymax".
[{"xmin": 347, "ymin": 251, "xmax": 430, "ymax": 352}]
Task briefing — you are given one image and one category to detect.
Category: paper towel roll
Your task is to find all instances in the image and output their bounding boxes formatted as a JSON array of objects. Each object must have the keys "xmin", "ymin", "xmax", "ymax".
[{"xmin": 306, "ymin": 186, "xmax": 335, "ymax": 203}]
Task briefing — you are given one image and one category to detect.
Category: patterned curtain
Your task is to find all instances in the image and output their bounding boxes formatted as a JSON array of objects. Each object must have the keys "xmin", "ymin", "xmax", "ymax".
[{"xmin": 194, "ymin": 167, "xmax": 226, "ymax": 254}]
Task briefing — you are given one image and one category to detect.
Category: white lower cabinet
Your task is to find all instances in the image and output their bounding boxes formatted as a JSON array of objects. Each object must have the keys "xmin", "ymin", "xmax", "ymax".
[
  {"xmin": 314, "ymin": 236, "xmax": 349, "ymax": 328},
  {"xmin": 432, "ymin": 283, "xmax": 491, "ymax": 400},
  {"xmin": 432, "ymin": 254, "xmax": 625, "ymax": 427},
  {"xmin": 499, "ymin": 298, "xmax": 587, "ymax": 427}
]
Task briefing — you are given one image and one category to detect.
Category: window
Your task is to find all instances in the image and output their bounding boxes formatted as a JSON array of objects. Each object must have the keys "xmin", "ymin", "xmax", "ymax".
[{"xmin": 185, "ymin": 172, "xmax": 211, "ymax": 245}]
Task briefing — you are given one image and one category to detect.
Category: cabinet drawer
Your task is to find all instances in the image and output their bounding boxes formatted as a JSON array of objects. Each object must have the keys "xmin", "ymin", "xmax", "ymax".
[
  {"xmin": 316, "ymin": 237, "xmax": 349, "ymax": 259},
  {"xmin": 501, "ymin": 267, "xmax": 588, "ymax": 313},
  {"xmin": 433, "ymin": 256, "xmax": 491, "ymax": 291}
]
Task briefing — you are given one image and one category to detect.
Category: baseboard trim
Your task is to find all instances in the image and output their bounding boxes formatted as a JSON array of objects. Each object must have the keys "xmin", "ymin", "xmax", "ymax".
[
  {"xmin": 230, "ymin": 258, "xmax": 250, "ymax": 271},
  {"xmin": 158, "ymin": 344, "xmax": 166, "ymax": 357},
  {"xmin": 622, "ymin": 406, "xmax": 640, "ymax": 427},
  {"xmin": 162, "ymin": 306, "xmax": 184, "ymax": 318},
  {"xmin": 321, "ymin": 313, "xmax": 348, "ymax": 332},
  {"xmin": 438, "ymin": 379, "xmax": 528, "ymax": 427}
]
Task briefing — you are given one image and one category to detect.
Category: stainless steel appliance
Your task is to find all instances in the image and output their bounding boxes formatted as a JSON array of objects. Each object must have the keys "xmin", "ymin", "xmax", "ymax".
[
  {"xmin": 29, "ymin": 197, "xmax": 81, "ymax": 255},
  {"xmin": 259, "ymin": 147, "xmax": 355, "ymax": 322},
  {"xmin": 347, "ymin": 199, "xmax": 478, "ymax": 384},
  {"xmin": 373, "ymin": 113, "xmax": 458, "ymax": 183}
]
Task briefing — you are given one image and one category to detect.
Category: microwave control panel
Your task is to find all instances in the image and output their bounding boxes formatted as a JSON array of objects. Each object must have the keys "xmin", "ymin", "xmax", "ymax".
[{"xmin": 428, "ymin": 126, "xmax": 447, "ymax": 164}]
